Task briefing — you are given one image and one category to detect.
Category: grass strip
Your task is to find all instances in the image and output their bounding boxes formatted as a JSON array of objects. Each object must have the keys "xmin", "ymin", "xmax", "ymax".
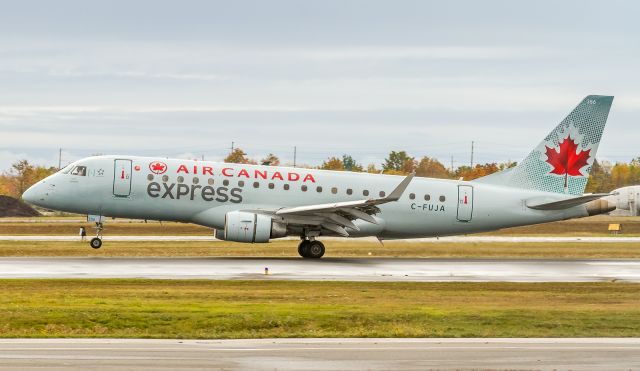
[{"xmin": 0, "ymin": 280, "xmax": 638, "ymax": 338}]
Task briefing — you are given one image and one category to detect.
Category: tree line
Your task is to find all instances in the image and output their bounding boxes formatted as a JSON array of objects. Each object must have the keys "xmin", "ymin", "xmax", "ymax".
[{"xmin": 0, "ymin": 150, "xmax": 636, "ymax": 199}]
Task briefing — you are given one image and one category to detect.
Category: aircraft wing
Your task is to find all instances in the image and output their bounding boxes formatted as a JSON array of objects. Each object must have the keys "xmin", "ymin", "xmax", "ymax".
[{"xmin": 273, "ymin": 173, "xmax": 414, "ymax": 236}]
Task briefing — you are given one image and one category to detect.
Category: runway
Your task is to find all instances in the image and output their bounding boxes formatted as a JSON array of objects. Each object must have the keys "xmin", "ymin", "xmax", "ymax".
[
  {"xmin": 0, "ymin": 338, "xmax": 638, "ymax": 370},
  {"xmin": 2, "ymin": 235, "xmax": 640, "ymax": 242},
  {"xmin": 1, "ymin": 257, "xmax": 639, "ymax": 282}
]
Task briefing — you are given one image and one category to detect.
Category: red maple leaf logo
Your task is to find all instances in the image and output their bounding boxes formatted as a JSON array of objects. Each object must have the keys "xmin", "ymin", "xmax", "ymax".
[
  {"xmin": 544, "ymin": 135, "xmax": 590, "ymax": 187},
  {"xmin": 149, "ymin": 161, "xmax": 167, "ymax": 174}
]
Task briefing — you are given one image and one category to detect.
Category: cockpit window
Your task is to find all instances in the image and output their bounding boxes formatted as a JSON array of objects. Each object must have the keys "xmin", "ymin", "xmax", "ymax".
[
  {"xmin": 60, "ymin": 164, "xmax": 74, "ymax": 174},
  {"xmin": 70, "ymin": 166, "xmax": 87, "ymax": 176}
]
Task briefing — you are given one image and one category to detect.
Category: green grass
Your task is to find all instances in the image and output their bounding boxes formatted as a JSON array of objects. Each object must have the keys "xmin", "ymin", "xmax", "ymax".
[
  {"xmin": 1, "ymin": 240, "xmax": 640, "ymax": 258},
  {"xmin": 3, "ymin": 215, "xmax": 640, "ymax": 236},
  {"xmin": 0, "ymin": 280, "xmax": 638, "ymax": 338}
]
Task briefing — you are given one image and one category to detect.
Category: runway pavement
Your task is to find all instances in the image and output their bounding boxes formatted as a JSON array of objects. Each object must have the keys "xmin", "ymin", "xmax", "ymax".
[
  {"xmin": 1, "ymin": 257, "xmax": 639, "ymax": 281},
  {"xmin": 2, "ymin": 235, "xmax": 640, "ymax": 242},
  {"xmin": 0, "ymin": 338, "xmax": 638, "ymax": 370}
]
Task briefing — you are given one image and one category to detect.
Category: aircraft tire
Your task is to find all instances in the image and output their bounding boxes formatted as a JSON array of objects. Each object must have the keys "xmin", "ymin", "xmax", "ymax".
[
  {"xmin": 307, "ymin": 240, "xmax": 325, "ymax": 259},
  {"xmin": 90, "ymin": 237, "xmax": 102, "ymax": 249},
  {"xmin": 298, "ymin": 240, "xmax": 310, "ymax": 257}
]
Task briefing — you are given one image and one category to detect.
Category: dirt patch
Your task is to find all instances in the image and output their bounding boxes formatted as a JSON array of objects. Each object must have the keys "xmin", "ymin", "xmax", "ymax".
[{"xmin": 0, "ymin": 196, "xmax": 40, "ymax": 217}]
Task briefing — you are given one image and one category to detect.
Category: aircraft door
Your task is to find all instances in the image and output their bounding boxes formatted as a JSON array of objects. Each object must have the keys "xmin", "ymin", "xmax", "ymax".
[
  {"xmin": 113, "ymin": 159, "xmax": 132, "ymax": 197},
  {"xmin": 457, "ymin": 185, "xmax": 473, "ymax": 222}
]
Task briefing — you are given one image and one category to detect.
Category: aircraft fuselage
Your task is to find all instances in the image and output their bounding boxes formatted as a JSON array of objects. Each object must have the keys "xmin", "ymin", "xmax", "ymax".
[{"xmin": 24, "ymin": 155, "xmax": 589, "ymax": 239}]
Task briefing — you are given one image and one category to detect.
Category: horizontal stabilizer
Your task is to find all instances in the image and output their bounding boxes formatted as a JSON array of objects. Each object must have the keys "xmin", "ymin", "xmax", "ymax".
[{"xmin": 526, "ymin": 193, "xmax": 612, "ymax": 210}]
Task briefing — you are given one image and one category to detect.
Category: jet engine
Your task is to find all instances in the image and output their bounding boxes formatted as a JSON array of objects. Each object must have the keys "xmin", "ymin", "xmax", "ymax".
[{"xmin": 215, "ymin": 211, "xmax": 287, "ymax": 243}]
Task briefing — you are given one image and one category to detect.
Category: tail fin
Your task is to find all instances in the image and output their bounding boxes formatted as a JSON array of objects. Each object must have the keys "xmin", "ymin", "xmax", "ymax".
[{"xmin": 476, "ymin": 95, "xmax": 614, "ymax": 195}]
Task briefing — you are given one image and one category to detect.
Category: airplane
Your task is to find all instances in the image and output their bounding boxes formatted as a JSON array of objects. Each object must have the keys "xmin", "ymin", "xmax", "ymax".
[
  {"xmin": 23, "ymin": 95, "xmax": 615, "ymax": 258},
  {"xmin": 605, "ymin": 186, "xmax": 640, "ymax": 216}
]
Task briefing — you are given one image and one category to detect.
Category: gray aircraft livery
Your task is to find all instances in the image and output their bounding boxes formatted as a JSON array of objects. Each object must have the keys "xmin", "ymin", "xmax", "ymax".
[{"xmin": 23, "ymin": 95, "xmax": 615, "ymax": 258}]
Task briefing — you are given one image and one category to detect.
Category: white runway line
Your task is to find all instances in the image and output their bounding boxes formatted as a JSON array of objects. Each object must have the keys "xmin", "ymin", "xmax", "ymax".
[
  {"xmin": 0, "ymin": 257, "xmax": 639, "ymax": 282},
  {"xmin": 0, "ymin": 338, "xmax": 638, "ymax": 370}
]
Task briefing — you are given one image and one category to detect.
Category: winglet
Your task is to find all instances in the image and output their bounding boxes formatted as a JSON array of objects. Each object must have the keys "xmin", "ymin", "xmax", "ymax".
[{"xmin": 385, "ymin": 173, "xmax": 414, "ymax": 201}]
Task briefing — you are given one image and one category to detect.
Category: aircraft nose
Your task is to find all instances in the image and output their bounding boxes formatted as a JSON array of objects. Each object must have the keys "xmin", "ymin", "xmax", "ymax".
[{"xmin": 22, "ymin": 183, "xmax": 42, "ymax": 205}]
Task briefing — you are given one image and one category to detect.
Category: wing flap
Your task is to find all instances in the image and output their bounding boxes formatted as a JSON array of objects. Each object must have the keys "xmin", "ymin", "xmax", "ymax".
[{"xmin": 274, "ymin": 173, "xmax": 414, "ymax": 235}]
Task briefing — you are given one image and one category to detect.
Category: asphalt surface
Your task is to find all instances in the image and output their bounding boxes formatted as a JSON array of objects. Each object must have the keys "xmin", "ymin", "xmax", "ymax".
[
  {"xmin": 0, "ymin": 338, "xmax": 638, "ymax": 370},
  {"xmin": 0, "ymin": 257, "xmax": 639, "ymax": 282},
  {"xmin": 2, "ymin": 235, "xmax": 640, "ymax": 242}
]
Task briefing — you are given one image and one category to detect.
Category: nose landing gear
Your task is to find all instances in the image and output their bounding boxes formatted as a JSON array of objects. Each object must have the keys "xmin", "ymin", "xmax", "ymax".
[
  {"xmin": 298, "ymin": 238, "xmax": 325, "ymax": 259},
  {"xmin": 89, "ymin": 222, "xmax": 103, "ymax": 249}
]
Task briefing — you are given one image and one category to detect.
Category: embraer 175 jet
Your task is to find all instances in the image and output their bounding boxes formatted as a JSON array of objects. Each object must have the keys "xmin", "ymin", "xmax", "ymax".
[{"xmin": 23, "ymin": 95, "xmax": 615, "ymax": 258}]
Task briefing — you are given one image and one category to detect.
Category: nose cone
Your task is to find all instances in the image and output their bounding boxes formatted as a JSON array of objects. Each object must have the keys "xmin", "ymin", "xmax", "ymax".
[{"xmin": 22, "ymin": 183, "xmax": 42, "ymax": 205}]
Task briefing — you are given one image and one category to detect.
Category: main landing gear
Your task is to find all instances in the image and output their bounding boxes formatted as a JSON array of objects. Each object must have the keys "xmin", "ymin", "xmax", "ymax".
[
  {"xmin": 298, "ymin": 238, "xmax": 325, "ymax": 259},
  {"xmin": 89, "ymin": 222, "xmax": 103, "ymax": 249}
]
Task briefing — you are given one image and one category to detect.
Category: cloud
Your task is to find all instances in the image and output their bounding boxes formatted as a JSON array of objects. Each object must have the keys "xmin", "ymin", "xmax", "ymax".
[
  {"xmin": 0, "ymin": 2, "xmax": 638, "ymax": 171},
  {"xmin": 299, "ymin": 46, "xmax": 548, "ymax": 61}
]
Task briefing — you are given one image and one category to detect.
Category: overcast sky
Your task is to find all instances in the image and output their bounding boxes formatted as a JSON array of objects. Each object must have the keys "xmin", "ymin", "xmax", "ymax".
[{"xmin": 1, "ymin": 0, "xmax": 638, "ymax": 170}]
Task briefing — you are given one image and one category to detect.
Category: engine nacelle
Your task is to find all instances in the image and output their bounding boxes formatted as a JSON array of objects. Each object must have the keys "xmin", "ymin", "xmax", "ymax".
[{"xmin": 216, "ymin": 211, "xmax": 287, "ymax": 243}]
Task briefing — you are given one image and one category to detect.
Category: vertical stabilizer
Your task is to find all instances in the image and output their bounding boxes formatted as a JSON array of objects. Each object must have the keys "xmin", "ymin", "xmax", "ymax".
[{"xmin": 476, "ymin": 95, "xmax": 614, "ymax": 195}]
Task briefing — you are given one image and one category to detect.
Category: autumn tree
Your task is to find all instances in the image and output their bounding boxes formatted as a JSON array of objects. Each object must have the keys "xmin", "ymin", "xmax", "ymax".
[
  {"xmin": 498, "ymin": 161, "xmax": 517, "ymax": 170},
  {"xmin": 415, "ymin": 157, "xmax": 452, "ymax": 179},
  {"xmin": 11, "ymin": 160, "xmax": 35, "ymax": 197},
  {"xmin": 0, "ymin": 175, "xmax": 11, "ymax": 196},
  {"xmin": 3, "ymin": 160, "xmax": 56, "ymax": 198},
  {"xmin": 260, "ymin": 153, "xmax": 280, "ymax": 166},
  {"xmin": 342, "ymin": 155, "xmax": 363, "ymax": 172},
  {"xmin": 383, "ymin": 151, "xmax": 416, "ymax": 174},
  {"xmin": 610, "ymin": 163, "xmax": 632, "ymax": 189},
  {"xmin": 585, "ymin": 159, "xmax": 612, "ymax": 193},
  {"xmin": 456, "ymin": 163, "xmax": 500, "ymax": 180},
  {"xmin": 224, "ymin": 148, "xmax": 255, "ymax": 164},
  {"xmin": 320, "ymin": 157, "xmax": 344, "ymax": 170}
]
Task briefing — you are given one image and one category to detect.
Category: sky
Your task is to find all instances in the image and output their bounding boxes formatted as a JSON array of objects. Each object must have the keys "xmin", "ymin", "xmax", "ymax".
[{"xmin": 1, "ymin": 0, "xmax": 639, "ymax": 171}]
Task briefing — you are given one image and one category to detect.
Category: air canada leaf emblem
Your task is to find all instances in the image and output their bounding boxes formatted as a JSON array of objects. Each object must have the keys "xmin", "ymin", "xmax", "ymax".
[
  {"xmin": 544, "ymin": 135, "xmax": 590, "ymax": 187},
  {"xmin": 149, "ymin": 161, "xmax": 168, "ymax": 175}
]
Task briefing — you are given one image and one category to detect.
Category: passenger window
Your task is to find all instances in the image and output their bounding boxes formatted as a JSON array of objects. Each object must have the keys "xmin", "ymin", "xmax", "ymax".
[
  {"xmin": 379, "ymin": 191, "xmax": 386, "ymax": 197},
  {"xmin": 439, "ymin": 195, "xmax": 446, "ymax": 202},
  {"xmin": 363, "ymin": 190, "xmax": 369, "ymax": 196},
  {"xmin": 268, "ymin": 183, "xmax": 275, "ymax": 189},
  {"xmin": 238, "ymin": 180, "xmax": 245, "ymax": 187},
  {"xmin": 301, "ymin": 185, "xmax": 308, "ymax": 192},
  {"xmin": 162, "ymin": 175, "xmax": 169, "ymax": 182},
  {"xmin": 253, "ymin": 182, "xmax": 260, "ymax": 188},
  {"xmin": 208, "ymin": 178, "xmax": 214, "ymax": 185},
  {"xmin": 193, "ymin": 177, "xmax": 199, "ymax": 184},
  {"xmin": 147, "ymin": 174, "xmax": 154, "ymax": 181},
  {"xmin": 347, "ymin": 188, "xmax": 353, "ymax": 195},
  {"xmin": 70, "ymin": 166, "xmax": 87, "ymax": 176},
  {"xmin": 177, "ymin": 176, "xmax": 184, "ymax": 183},
  {"xmin": 284, "ymin": 184, "xmax": 290, "ymax": 190},
  {"xmin": 424, "ymin": 194, "xmax": 431, "ymax": 201},
  {"xmin": 409, "ymin": 193, "xmax": 415, "ymax": 200},
  {"xmin": 317, "ymin": 186, "xmax": 323, "ymax": 193},
  {"xmin": 331, "ymin": 187, "xmax": 338, "ymax": 194},
  {"xmin": 223, "ymin": 180, "xmax": 229, "ymax": 186}
]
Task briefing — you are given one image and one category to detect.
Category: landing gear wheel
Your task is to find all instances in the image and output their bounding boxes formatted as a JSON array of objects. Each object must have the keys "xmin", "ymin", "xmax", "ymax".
[
  {"xmin": 90, "ymin": 237, "xmax": 102, "ymax": 249},
  {"xmin": 306, "ymin": 241, "xmax": 325, "ymax": 259},
  {"xmin": 298, "ymin": 240, "xmax": 311, "ymax": 258}
]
